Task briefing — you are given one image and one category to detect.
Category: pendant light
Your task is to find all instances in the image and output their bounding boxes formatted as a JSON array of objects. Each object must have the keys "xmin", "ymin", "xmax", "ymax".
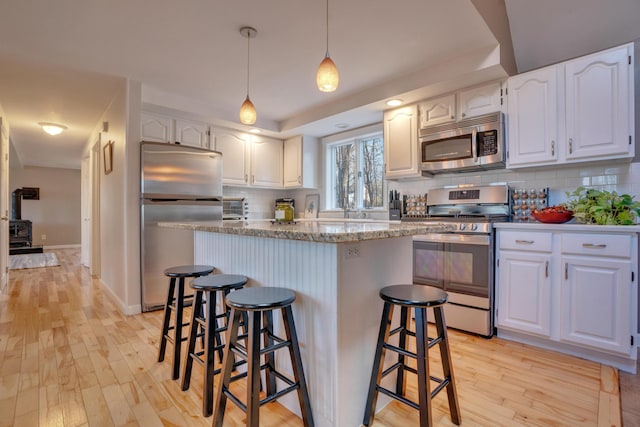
[
  {"xmin": 316, "ymin": 0, "xmax": 339, "ymax": 92},
  {"xmin": 239, "ymin": 26, "xmax": 257, "ymax": 125}
]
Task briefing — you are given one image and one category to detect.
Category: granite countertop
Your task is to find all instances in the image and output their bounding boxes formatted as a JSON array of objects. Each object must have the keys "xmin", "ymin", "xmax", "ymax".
[
  {"xmin": 158, "ymin": 219, "xmax": 455, "ymax": 243},
  {"xmin": 494, "ymin": 222, "xmax": 640, "ymax": 233}
]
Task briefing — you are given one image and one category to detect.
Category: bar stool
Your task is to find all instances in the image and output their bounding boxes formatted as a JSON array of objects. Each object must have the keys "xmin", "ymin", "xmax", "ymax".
[
  {"xmin": 158, "ymin": 264, "xmax": 215, "ymax": 380},
  {"xmin": 181, "ymin": 273, "xmax": 249, "ymax": 417},
  {"xmin": 213, "ymin": 287, "xmax": 314, "ymax": 427},
  {"xmin": 362, "ymin": 284, "xmax": 461, "ymax": 427}
]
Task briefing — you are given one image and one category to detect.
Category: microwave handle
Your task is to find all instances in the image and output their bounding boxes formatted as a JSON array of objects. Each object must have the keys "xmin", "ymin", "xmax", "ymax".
[{"xmin": 471, "ymin": 129, "xmax": 479, "ymax": 163}]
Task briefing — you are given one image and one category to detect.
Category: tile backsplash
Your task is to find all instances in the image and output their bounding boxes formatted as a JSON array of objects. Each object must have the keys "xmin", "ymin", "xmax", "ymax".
[{"xmin": 389, "ymin": 160, "xmax": 640, "ymax": 211}]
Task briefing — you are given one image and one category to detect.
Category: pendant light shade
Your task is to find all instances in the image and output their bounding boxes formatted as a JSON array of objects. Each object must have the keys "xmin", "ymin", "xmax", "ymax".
[
  {"xmin": 239, "ymin": 26, "xmax": 257, "ymax": 125},
  {"xmin": 317, "ymin": 0, "xmax": 338, "ymax": 92},
  {"xmin": 239, "ymin": 96, "xmax": 256, "ymax": 125}
]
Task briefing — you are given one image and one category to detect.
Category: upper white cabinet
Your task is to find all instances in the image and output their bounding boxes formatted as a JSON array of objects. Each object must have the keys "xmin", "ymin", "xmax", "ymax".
[
  {"xmin": 141, "ymin": 111, "xmax": 210, "ymax": 149},
  {"xmin": 506, "ymin": 65, "xmax": 560, "ymax": 166},
  {"xmin": 564, "ymin": 45, "xmax": 633, "ymax": 160},
  {"xmin": 250, "ymin": 136, "xmax": 283, "ymax": 188},
  {"xmin": 174, "ymin": 119, "xmax": 209, "ymax": 148},
  {"xmin": 283, "ymin": 136, "xmax": 319, "ymax": 189},
  {"xmin": 211, "ymin": 127, "xmax": 250, "ymax": 186},
  {"xmin": 457, "ymin": 82, "xmax": 502, "ymax": 120},
  {"xmin": 141, "ymin": 112, "xmax": 173, "ymax": 143},
  {"xmin": 418, "ymin": 94, "xmax": 455, "ymax": 128},
  {"xmin": 383, "ymin": 105, "xmax": 420, "ymax": 179},
  {"xmin": 507, "ymin": 42, "xmax": 634, "ymax": 168}
]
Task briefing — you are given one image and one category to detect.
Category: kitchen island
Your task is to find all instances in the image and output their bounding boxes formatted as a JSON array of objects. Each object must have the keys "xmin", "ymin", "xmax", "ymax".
[{"xmin": 159, "ymin": 219, "xmax": 453, "ymax": 427}]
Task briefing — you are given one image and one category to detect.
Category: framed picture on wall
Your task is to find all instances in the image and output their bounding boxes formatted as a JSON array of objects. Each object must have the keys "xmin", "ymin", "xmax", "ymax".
[
  {"xmin": 304, "ymin": 194, "xmax": 320, "ymax": 218},
  {"xmin": 103, "ymin": 140, "xmax": 113, "ymax": 175}
]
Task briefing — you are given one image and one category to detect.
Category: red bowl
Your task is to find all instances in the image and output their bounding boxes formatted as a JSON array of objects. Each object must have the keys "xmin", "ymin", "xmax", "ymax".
[{"xmin": 531, "ymin": 209, "xmax": 574, "ymax": 224}]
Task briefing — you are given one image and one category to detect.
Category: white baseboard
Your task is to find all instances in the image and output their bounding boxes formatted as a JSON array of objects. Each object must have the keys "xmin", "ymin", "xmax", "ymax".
[
  {"xmin": 98, "ymin": 279, "xmax": 142, "ymax": 316},
  {"xmin": 44, "ymin": 244, "xmax": 81, "ymax": 249}
]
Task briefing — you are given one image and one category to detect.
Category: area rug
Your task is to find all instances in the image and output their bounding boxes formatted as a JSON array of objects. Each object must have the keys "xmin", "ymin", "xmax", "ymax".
[{"xmin": 9, "ymin": 252, "xmax": 60, "ymax": 270}]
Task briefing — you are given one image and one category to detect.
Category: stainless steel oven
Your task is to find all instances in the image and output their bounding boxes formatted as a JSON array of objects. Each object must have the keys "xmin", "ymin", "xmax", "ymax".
[{"xmin": 403, "ymin": 184, "xmax": 510, "ymax": 337}]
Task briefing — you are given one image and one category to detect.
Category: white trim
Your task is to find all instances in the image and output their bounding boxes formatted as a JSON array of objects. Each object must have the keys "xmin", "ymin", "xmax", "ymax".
[
  {"xmin": 43, "ymin": 244, "xmax": 81, "ymax": 249},
  {"xmin": 322, "ymin": 122, "xmax": 382, "ymax": 144},
  {"xmin": 99, "ymin": 278, "xmax": 142, "ymax": 315}
]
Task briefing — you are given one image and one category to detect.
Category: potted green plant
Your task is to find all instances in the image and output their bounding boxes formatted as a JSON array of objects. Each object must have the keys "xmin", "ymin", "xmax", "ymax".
[{"xmin": 563, "ymin": 186, "xmax": 640, "ymax": 225}]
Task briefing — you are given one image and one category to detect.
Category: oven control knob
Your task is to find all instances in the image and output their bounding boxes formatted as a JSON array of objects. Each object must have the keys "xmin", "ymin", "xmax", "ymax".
[
  {"xmin": 470, "ymin": 223, "xmax": 478, "ymax": 231},
  {"xmin": 459, "ymin": 224, "xmax": 466, "ymax": 231}
]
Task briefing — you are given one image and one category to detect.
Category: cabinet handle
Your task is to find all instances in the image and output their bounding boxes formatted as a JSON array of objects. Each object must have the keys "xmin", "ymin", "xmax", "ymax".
[
  {"xmin": 251, "ymin": 175, "xmax": 255, "ymax": 184},
  {"xmin": 450, "ymin": 115, "xmax": 454, "ymax": 119},
  {"xmin": 515, "ymin": 239, "xmax": 534, "ymax": 245},
  {"xmin": 582, "ymin": 243, "xmax": 607, "ymax": 249},
  {"xmin": 565, "ymin": 262, "xmax": 568, "ymax": 280},
  {"xmin": 0, "ymin": 216, "xmax": 8, "ymax": 221},
  {"xmin": 298, "ymin": 176, "xmax": 301, "ymax": 184},
  {"xmin": 569, "ymin": 138, "xmax": 573, "ymax": 154},
  {"xmin": 244, "ymin": 174, "xmax": 248, "ymax": 183},
  {"xmin": 551, "ymin": 140, "xmax": 555, "ymax": 156},
  {"xmin": 545, "ymin": 261, "xmax": 549, "ymax": 278},
  {"xmin": 462, "ymin": 113, "xmax": 466, "ymax": 118}
]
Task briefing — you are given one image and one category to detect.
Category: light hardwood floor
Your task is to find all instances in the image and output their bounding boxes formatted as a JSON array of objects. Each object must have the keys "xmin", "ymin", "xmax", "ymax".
[{"xmin": 0, "ymin": 248, "xmax": 631, "ymax": 426}]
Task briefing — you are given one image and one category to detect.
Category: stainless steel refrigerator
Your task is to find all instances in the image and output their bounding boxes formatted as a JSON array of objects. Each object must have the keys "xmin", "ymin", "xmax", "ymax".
[{"xmin": 140, "ymin": 141, "xmax": 223, "ymax": 312}]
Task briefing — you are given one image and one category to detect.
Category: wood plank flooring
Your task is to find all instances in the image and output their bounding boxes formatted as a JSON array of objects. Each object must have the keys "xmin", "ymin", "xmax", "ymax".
[{"xmin": 0, "ymin": 248, "xmax": 630, "ymax": 426}]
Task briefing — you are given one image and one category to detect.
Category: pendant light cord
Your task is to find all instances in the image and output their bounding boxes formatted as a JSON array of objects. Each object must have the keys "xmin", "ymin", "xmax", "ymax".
[
  {"xmin": 246, "ymin": 32, "xmax": 251, "ymax": 98},
  {"xmin": 325, "ymin": 0, "xmax": 330, "ymax": 57}
]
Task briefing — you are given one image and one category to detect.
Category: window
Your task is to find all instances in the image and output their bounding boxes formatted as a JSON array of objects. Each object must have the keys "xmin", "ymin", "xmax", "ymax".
[{"xmin": 324, "ymin": 125, "xmax": 385, "ymax": 211}]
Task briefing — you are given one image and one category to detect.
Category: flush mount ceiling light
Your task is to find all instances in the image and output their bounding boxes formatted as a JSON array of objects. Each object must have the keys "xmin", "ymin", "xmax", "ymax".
[
  {"xmin": 239, "ymin": 26, "xmax": 258, "ymax": 125},
  {"xmin": 38, "ymin": 122, "xmax": 67, "ymax": 136},
  {"xmin": 316, "ymin": 0, "xmax": 339, "ymax": 92},
  {"xmin": 386, "ymin": 99, "xmax": 403, "ymax": 107}
]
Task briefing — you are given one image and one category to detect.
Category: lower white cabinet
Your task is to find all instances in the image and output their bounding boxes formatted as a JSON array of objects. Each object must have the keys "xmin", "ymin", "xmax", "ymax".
[{"xmin": 495, "ymin": 226, "xmax": 638, "ymax": 372}]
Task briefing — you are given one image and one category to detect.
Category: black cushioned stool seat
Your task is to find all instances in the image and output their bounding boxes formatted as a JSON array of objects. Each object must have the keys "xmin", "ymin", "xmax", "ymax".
[
  {"xmin": 157, "ymin": 264, "xmax": 214, "ymax": 380},
  {"xmin": 213, "ymin": 287, "xmax": 314, "ymax": 427},
  {"xmin": 181, "ymin": 274, "xmax": 249, "ymax": 417},
  {"xmin": 363, "ymin": 284, "xmax": 461, "ymax": 427}
]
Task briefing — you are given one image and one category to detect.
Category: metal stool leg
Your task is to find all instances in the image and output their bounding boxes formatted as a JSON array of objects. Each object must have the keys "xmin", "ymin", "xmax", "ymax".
[
  {"xmin": 158, "ymin": 277, "xmax": 176, "ymax": 363},
  {"xmin": 362, "ymin": 301, "xmax": 394, "ymax": 426},
  {"xmin": 282, "ymin": 306, "xmax": 315, "ymax": 427},
  {"xmin": 434, "ymin": 306, "xmax": 461, "ymax": 425}
]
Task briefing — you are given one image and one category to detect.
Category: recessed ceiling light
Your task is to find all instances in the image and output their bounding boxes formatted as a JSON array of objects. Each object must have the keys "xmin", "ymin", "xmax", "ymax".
[
  {"xmin": 335, "ymin": 123, "xmax": 349, "ymax": 129},
  {"xmin": 386, "ymin": 99, "xmax": 403, "ymax": 107},
  {"xmin": 249, "ymin": 128, "xmax": 262, "ymax": 133},
  {"xmin": 38, "ymin": 122, "xmax": 67, "ymax": 135}
]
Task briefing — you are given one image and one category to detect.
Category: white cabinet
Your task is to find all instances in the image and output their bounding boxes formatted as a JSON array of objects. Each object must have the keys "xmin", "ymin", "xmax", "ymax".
[
  {"xmin": 174, "ymin": 119, "xmax": 209, "ymax": 148},
  {"xmin": 497, "ymin": 231, "xmax": 552, "ymax": 337},
  {"xmin": 383, "ymin": 105, "xmax": 420, "ymax": 179},
  {"xmin": 211, "ymin": 127, "xmax": 250, "ymax": 186},
  {"xmin": 283, "ymin": 135, "xmax": 319, "ymax": 189},
  {"xmin": 506, "ymin": 65, "xmax": 559, "ymax": 167},
  {"xmin": 418, "ymin": 94, "xmax": 455, "ymax": 128},
  {"xmin": 141, "ymin": 112, "xmax": 210, "ymax": 148},
  {"xmin": 141, "ymin": 112, "xmax": 173, "ymax": 143},
  {"xmin": 507, "ymin": 42, "xmax": 634, "ymax": 168},
  {"xmin": 495, "ymin": 226, "xmax": 638, "ymax": 372},
  {"xmin": 560, "ymin": 233, "xmax": 633, "ymax": 356},
  {"xmin": 250, "ymin": 136, "xmax": 283, "ymax": 188},
  {"xmin": 565, "ymin": 45, "xmax": 633, "ymax": 160},
  {"xmin": 458, "ymin": 82, "xmax": 502, "ymax": 120}
]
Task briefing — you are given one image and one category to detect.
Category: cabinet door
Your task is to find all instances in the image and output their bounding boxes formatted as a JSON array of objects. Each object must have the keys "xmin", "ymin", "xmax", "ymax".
[
  {"xmin": 560, "ymin": 256, "xmax": 632, "ymax": 355},
  {"xmin": 418, "ymin": 94, "xmax": 455, "ymax": 128},
  {"xmin": 458, "ymin": 82, "xmax": 502, "ymax": 119},
  {"xmin": 211, "ymin": 127, "xmax": 249, "ymax": 186},
  {"xmin": 175, "ymin": 119, "xmax": 209, "ymax": 149},
  {"xmin": 565, "ymin": 44, "xmax": 633, "ymax": 161},
  {"xmin": 283, "ymin": 136, "xmax": 302, "ymax": 188},
  {"xmin": 497, "ymin": 251, "xmax": 552, "ymax": 337},
  {"xmin": 251, "ymin": 136, "xmax": 283, "ymax": 188},
  {"xmin": 141, "ymin": 112, "xmax": 173, "ymax": 143},
  {"xmin": 383, "ymin": 105, "xmax": 420, "ymax": 179},
  {"xmin": 506, "ymin": 65, "xmax": 559, "ymax": 167}
]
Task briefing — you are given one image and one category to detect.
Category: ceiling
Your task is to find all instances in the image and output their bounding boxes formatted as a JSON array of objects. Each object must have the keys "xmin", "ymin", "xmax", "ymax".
[{"xmin": 0, "ymin": 0, "xmax": 638, "ymax": 170}]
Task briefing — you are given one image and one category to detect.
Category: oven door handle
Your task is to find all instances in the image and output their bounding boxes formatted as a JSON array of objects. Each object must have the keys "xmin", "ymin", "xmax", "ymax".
[
  {"xmin": 413, "ymin": 233, "xmax": 490, "ymax": 245},
  {"xmin": 471, "ymin": 128, "xmax": 479, "ymax": 163}
]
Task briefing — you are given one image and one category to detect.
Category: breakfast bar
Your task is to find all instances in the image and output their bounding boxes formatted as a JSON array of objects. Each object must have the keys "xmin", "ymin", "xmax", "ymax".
[{"xmin": 159, "ymin": 219, "xmax": 453, "ymax": 427}]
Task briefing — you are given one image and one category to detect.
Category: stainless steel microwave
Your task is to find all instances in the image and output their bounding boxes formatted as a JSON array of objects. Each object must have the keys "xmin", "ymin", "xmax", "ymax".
[{"xmin": 420, "ymin": 112, "xmax": 505, "ymax": 175}]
